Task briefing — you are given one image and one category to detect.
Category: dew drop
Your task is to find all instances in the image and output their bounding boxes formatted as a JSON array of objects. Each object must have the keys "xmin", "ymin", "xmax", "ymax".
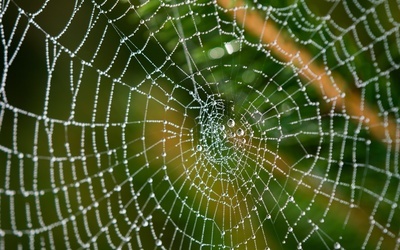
[
  {"xmin": 196, "ymin": 145, "xmax": 203, "ymax": 151},
  {"xmin": 334, "ymin": 242, "xmax": 341, "ymax": 249},
  {"xmin": 156, "ymin": 239, "xmax": 162, "ymax": 246},
  {"xmin": 236, "ymin": 128, "xmax": 244, "ymax": 136},
  {"xmin": 227, "ymin": 118, "xmax": 235, "ymax": 127}
]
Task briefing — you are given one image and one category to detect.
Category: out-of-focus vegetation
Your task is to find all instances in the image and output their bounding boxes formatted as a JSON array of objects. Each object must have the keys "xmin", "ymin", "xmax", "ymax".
[{"xmin": 1, "ymin": 0, "xmax": 399, "ymax": 249}]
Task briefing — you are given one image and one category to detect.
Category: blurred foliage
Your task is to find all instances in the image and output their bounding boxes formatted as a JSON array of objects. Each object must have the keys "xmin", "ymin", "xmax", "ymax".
[{"xmin": 1, "ymin": 0, "xmax": 399, "ymax": 249}]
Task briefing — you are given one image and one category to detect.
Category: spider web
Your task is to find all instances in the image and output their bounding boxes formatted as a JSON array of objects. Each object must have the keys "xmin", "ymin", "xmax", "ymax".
[{"xmin": 0, "ymin": 0, "xmax": 400, "ymax": 249}]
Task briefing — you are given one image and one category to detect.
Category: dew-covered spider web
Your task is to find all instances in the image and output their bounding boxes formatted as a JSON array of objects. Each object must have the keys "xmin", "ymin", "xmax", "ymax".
[{"xmin": 1, "ymin": 0, "xmax": 400, "ymax": 249}]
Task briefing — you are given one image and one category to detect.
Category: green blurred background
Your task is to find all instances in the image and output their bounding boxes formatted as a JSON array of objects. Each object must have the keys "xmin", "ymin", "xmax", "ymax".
[{"xmin": 0, "ymin": 0, "xmax": 399, "ymax": 249}]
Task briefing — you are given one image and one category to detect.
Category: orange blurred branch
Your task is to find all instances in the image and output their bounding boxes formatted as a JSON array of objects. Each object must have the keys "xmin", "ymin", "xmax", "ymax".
[{"xmin": 217, "ymin": 0, "xmax": 398, "ymax": 142}]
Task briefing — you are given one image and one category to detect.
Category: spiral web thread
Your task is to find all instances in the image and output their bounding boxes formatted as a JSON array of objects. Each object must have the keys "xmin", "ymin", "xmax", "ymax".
[{"xmin": 0, "ymin": 0, "xmax": 400, "ymax": 249}]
